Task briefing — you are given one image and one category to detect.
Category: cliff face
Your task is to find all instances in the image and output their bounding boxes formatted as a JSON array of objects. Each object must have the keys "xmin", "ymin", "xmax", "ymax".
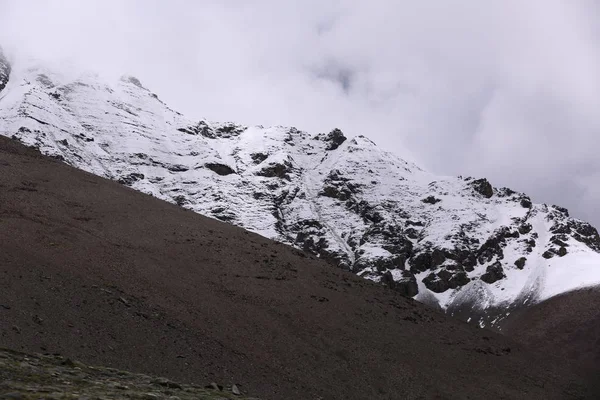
[{"xmin": 1, "ymin": 60, "xmax": 600, "ymax": 328}]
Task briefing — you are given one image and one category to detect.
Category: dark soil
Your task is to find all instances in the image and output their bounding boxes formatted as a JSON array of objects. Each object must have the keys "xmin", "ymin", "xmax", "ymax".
[{"xmin": 0, "ymin": 136, "xmax": 595, "ymax": 399}]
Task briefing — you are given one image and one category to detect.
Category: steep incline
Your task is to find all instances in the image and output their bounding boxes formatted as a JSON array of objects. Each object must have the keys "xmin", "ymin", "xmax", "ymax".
[
  {"xmin": 1, "ymin": 55, "xmax": 600, "ymax": 328},
  {"xmin": 0, "ymin": 135, "xmax": 596, "ymax": 400}
]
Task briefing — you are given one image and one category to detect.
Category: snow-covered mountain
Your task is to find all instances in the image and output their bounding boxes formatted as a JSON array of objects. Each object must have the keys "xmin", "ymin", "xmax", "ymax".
[{"xmin": 2, "ymin": 51, "xmax": 600, "ymax": 328}]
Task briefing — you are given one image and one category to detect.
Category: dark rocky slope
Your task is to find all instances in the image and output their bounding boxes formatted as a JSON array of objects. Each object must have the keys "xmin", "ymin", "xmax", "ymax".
[{"xmin": 0, "ymin": 136, "xmax": 595, "ymax": 399}]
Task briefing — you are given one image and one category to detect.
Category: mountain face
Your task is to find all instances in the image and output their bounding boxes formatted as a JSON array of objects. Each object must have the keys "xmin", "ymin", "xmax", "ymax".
[{"xmin": 2, "ymin": 55, "xmax": 600, "ymax": 327}]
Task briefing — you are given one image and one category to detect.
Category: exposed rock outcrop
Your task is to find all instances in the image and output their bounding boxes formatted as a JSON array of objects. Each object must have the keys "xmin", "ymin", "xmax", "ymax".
[{"xmin": 0, "ymin": 47, "xmax": 10, "ymax": 93}]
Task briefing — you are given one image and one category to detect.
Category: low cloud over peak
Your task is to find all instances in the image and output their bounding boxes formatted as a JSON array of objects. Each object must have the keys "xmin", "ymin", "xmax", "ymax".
[{"xmin": 2, "ymin": 0, "xmax": 600, "ymax": 225}]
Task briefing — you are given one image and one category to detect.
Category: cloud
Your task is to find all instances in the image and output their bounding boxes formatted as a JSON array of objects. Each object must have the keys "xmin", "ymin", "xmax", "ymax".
[{"xmin": 2, "ymin": 0, "xmax": 600, "ymax": 225}]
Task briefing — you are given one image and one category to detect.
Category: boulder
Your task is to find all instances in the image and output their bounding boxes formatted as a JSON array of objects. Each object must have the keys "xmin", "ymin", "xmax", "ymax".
[
  {"xmin": 514, "ymin": 257, "xmax": 526, "ymax": 269},
  {"xmin": 409, "ymin": 252, "xmax": 433, "ymax": 274},
  {"xmin": 520, "ymin": 197, "xmax": 532, "ymax": 208},
  {"xmin": 470, "ymin": 178, "xmax": 494, "ymax": 198},
  {"xmin": 421, "ymin": 196, "xmax": 442, "ymax": 205},
  {"xmin": 205, "ymin": 163, "xmax": 236, "ymax": 176},
  {"xmin": 542, "ymin": 250, "xmax": 555, "ymax": 259},
  {"xmin": 324, "ymin": 128, "xmax": 347, "ymax": 151},
  {"xmin": 257, "ymin": 161, "xmax": 293, "ymax": 180},
  {"xmin": 423, "ymin": 272, "xmax": 449, "ymax": 293},
  {"xmin": 481, "ymin": 262, "xmax": 506, "ymax": 284}
]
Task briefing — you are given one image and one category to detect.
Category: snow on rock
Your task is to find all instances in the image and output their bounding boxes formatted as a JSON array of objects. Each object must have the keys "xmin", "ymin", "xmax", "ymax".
[
  {"xmin": 0, "ymin": 47, "xmax": 10, "ymax": 93},
  {"xmin": 2, "ymin": 57, "xmax": 600, "ymax": 327}
]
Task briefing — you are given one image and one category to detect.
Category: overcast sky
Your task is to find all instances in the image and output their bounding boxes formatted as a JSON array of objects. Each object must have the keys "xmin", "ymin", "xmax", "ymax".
[{"xmin": 1, "ymin": 0, "xmax": 600, "ymax": 226}]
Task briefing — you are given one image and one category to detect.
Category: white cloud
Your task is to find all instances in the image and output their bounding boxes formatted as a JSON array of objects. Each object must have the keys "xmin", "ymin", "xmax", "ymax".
[{"xmin": 2, "ymin": 0, "xmax": 600, "ymax": 224}]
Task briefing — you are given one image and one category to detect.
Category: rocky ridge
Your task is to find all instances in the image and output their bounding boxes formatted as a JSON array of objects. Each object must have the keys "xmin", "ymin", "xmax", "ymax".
[{"xmin": 1, "ymin": 53, "xmax": 600, "ymax": 327}]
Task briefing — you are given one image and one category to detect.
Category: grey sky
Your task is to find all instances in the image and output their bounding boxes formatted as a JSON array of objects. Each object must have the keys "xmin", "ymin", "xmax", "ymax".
[{"xmin": 2, "ymin": 0, "xmax": 600, "ymax": 226}]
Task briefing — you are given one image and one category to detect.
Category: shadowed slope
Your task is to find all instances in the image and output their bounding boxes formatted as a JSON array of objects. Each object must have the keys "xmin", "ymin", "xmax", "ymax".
[
  {"xmin": 503, "ymin": 287, "xmax": 600, "ymax": 382},
  {"xmin": 0, "ymin": 136, "xmax": 594, "ymax": 400}
]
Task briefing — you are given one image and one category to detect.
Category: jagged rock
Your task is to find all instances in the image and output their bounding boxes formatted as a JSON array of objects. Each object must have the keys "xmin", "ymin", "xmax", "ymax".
[
  {"xmin": 542, "ymin": 250, "xmax": 555, "ymax": 259},
  {"xmin": 524, "ymin": 238, "xmax": 536, "ymax": 253},
  {"xmin": 551, "ymin": 237, "xmax": 569, "ymax": 248},
  {"xmin": 421, "ymin": 195, "xmax": 441, "ymax": 204},
  {"xmin": 0, "ymin": 48, "xmax": 10, "ymax": 93},
  {"xmin": 324, "ymin": 128, "xmax": 347, "ymax": 150},
  {"xmin": 173, "ymin": 195, "xmax": 188, "ymax": 206},
  {"xmin": 346, "ymin": 199, "xmax": 382, "ymax": 224},
  {"xmin": 118, "ymin": 173, "xmax": 145, "ymax": 185},
  {"xmin": 177, "ymin": 127, "xmax": 197, "ymax": 135},
  {"xmin": 553, "ymin": 205, "xmax": 569, "ymax": 217},
  {"xmin": 381, "ymin": 271, "xmax": 418, "ymax": 297},
  {"xmin": 409, "ymin": 252, "xmax": 433, "ymax": 274},
  {"xmin": 558, "ymin": 247, "xmax": 568, "ymax": 257},
  {"xmin": 177, "ymin": 121, "xmax": 213, "ymax": 137},
  {"xmin": 423, "ymin": 269, "xmax": 471, "ymax": 293},
  {"xmin": 406, "ymin": 220, "xmax": 424, "ymax": 227},
  {"xmin": 320, "ymin": 170, "xmax": 361, "ymax": 201},
  {"xmin": 450, "ymin": 250, "xmax": 477, "ymax": 272},
  {"xmin": 167, "ymin": 164, "xmax": 189, "ymax": 172},
  {"xmin": 497, "ymin": 187, "xmax": 516, "ymax": 197},
  {"xmin": 423, "ymin": 272, "xmax": 449, "ymax": 293},
  {"xmin": 514, "ymin": 257, "xmax": 527, "ymax": 269},
  {"xmin": 404, "ymin": 228, "xmax": 419, "ymax": 239},
  {"xmin": 449, "ymin": 271, "xmax": 470, "ymax": 288},
  {"xmin": 380, "ymin": 235, "xmax": 413, "ymax": 263},
  {"xmin": 214, "ymin": 123, "xmax": 246, "ymax": 138},
  {"xmin": 520, "ymin": 197, "xmax": 532, "ymax": 208},
  {"xmin": 477, "ymin": 233, "xmax": 504, "ymax": 264},
  {"xmin": 518, "ymin": 224, "xmax": 532, "ymax": 235},
  {"xmin": 182, "ymin": 121, "xmax": 246, "ymax": 139},
  {"xmin": 476, "ymin": 227, "xmax": 519, "ymax": 265},
  {"xmin": 205, "ymin": 163, "xmax": 236, "ymax": 176},
  {"xmin": 568, "ymin": 220, "xmax": 600, "ymax": 251},
  {"xmin": 470, "ymin": 178, "xmax": 494, "ymax": 198},
  {"xmin": 430, "ymin": 249, "xmax": 446, "ymax": 266},
  {"xmin": 256, "ymin": 161, "xmax": 292, "ymax": 180},
  {"xmin": 481, "ymin": 262, "xmax": 505, "ymax": 284},
  {"xmin": 322, "ymin": 185, "xmax": 352, "ymax": 201},
  {"xmin": 250, "ymin": 153, "xmax": 269, "ymax": 164}
]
